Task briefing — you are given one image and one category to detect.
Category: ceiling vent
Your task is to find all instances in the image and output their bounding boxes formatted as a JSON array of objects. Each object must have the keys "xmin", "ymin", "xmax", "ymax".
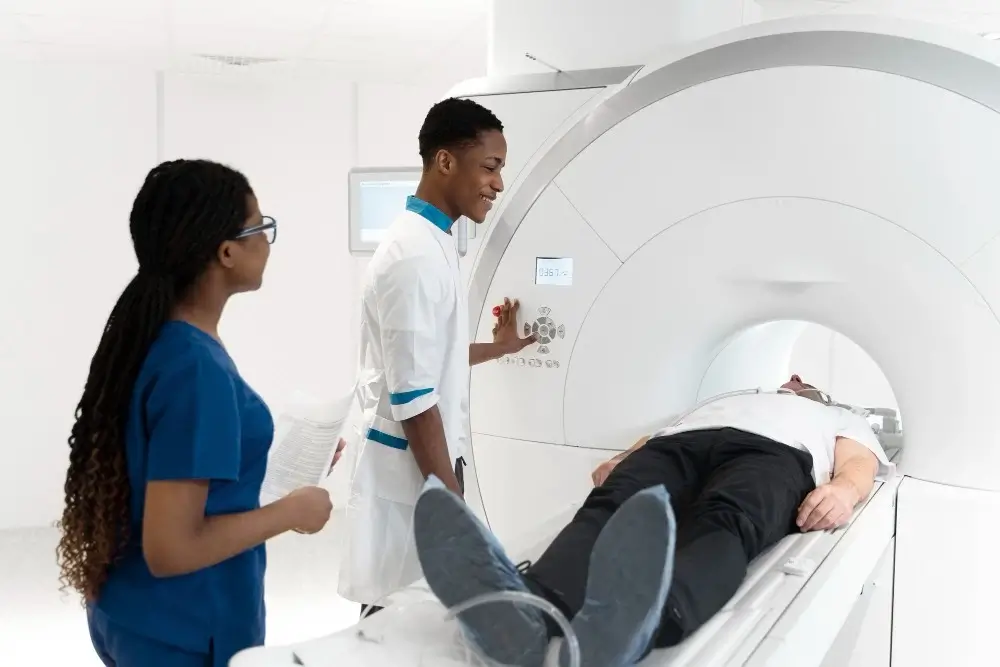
[{"xmin": 195, "ymin": 54, "xmax": 284, "ymax": 67}]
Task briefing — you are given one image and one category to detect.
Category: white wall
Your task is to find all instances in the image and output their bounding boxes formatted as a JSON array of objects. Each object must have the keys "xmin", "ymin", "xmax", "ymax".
[
  {"xmin": 162, "ymin": 70, "xmax": 359, "ymax": 409},
  {"xmin": 3, "ymin": 59, "xmax": 480, "ymax": 531},
  {"xmin": 1, "ymin": 62, "xmax": 157, "ymax": 531}
]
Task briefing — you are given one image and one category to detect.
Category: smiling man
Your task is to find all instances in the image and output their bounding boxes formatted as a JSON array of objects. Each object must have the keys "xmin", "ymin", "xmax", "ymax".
[{"xmin": 339, "ymin": 97, "xmax": 537, "ymax": 618}]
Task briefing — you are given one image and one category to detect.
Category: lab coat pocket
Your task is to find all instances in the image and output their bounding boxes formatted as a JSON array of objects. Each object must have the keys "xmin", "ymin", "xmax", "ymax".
[
  {"xmin": 356, "ymin": 415, "xmax": 424, "ymax": 506},
  {"xmin": 339, "ymin": 414, "xmax": 425, "ymax": 604}
]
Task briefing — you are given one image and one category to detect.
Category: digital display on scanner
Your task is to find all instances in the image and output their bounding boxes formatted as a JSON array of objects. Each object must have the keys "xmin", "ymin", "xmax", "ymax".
[{"xmin": 535, "ymin": 257, "xmax": 573, "ymax": 286}]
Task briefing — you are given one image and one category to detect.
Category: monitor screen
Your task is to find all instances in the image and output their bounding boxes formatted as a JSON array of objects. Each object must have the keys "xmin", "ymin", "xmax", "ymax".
[
  {"xmin": 349, "ymin": 167, "xmax": 422, "ymax": 255},
  {"xmin": 535, "ymin": 257, "xmax": 573, "ymax": 286}
]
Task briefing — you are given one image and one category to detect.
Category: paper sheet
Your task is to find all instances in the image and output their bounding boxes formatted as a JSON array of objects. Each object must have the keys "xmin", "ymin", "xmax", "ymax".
[{"xmin": 261, "ymin": 391, "xmax": 354, "ymax": 506}]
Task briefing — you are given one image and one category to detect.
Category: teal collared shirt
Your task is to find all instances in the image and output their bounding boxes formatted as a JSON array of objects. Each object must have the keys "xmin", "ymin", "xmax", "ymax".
[{"xmin": 406, "ymin": 195, "xmax": 455, "ymax": 233}]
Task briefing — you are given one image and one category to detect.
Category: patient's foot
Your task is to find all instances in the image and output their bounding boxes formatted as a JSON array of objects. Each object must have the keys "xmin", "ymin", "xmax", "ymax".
[
  {"xmin": 560, "ymin": 485, "xmax": 677, "ymax": 667},
  {"xmin": 413, "ymin": 476, "xmax": 549, "ymax": 667}
]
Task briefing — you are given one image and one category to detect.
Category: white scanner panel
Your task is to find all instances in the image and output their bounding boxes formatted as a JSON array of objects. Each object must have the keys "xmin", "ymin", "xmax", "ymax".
[
  {"xmin": 555, "ymin": 66, "xmax": 1000, "ymax": 265},
  {"xmin": 560, "ymin": 196, "xmax": 1000, "ymax": 454},
  {"xmin": 471, "ymin": 183, "xmax": 621, "ymax": 444},
  {"xmin": 469, "ymin": 19, "xmax": 1000, "ymax": 491}
]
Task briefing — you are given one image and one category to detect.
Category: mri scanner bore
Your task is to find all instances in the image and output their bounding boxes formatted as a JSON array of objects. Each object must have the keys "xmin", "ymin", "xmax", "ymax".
[{"xmin": 414, "ymin": 376, "xmax": 892, "ymax": 667}]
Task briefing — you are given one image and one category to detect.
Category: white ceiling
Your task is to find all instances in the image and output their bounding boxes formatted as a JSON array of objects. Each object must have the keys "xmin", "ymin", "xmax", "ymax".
[
  {"xmin": 2, "ymin": 0, "xmax": 1000, "ymax": 82},
  {"xmin": 0, "ymin": 0, "xmax": 491, "ymax": 81}
]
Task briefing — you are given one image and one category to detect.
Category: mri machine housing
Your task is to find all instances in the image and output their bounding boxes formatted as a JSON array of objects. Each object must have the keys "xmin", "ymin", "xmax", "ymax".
[{"xmin": 234, "ymin": 15, "xmax": 1000, "ymax": 667}]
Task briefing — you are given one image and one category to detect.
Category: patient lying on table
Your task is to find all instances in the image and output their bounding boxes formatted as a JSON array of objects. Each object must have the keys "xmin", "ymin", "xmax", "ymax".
[{"xmin": 411, "ymin": 375, "xmax": 892, "ymax": 667}]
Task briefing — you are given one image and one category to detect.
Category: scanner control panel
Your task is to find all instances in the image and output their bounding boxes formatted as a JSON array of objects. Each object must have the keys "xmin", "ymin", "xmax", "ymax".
[{"xmin": 498, "ymin": 306, "xmax": 567, "ymax": 369}]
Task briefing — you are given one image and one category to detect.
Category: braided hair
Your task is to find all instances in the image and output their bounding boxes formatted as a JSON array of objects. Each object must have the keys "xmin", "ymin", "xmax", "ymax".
[{"xmin": 56, "ymin": 159, "xmax": 253, "ymax": 602}]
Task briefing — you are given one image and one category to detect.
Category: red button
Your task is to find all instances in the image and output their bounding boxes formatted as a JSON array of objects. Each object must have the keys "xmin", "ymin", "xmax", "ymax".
[{"xmin": 492, "ymin": 306, "xmax": 502, "ymax": 317}]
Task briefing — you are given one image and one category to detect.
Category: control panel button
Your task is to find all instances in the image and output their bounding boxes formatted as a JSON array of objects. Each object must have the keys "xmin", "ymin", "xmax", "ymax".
[
  {"xmin": 557, "ymin": 324, "xmax": 566, "ymax": 339},
  {"xmin": 518, "ymin": 358, "xmax": 526, "ymax": 367},
  {"xmin": 538, "ymin": 306, "xmax": 551, "ymax": 317},
  {"xmin": 523, "ymin": 323, "xmax": 531, "ymax": 337},
  {"xmin": 529, "ymin": 358, "xmax": 542, "ymax": 368},
  {"xmin": 538, "ymin": 345, "xmax": 550, "ymax": 355},
  {"xmin": 545, "ymin": 360, "xmax": 553, "ymax": 368},
  {"xmin": 553, "ymin": 360, "xmax": 560, "ymax": 369}
]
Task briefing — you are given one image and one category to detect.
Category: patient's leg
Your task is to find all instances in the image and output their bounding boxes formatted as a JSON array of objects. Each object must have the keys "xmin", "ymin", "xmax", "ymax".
[
  {"xmin": 523, "ymin": 432, "xmax": 712, "ymax": 618},
  {"xmin": 557, "ymin": 485, "xmax": 677, "ymax": 667},
  {"xmin": 414, "ymin": 476, "xmax": 549, "ymax": 667},
  {"xmin": 414, "ymin": 476, "xmax": 676, "ymax": 667},
  {"xmin": 654, "ymin": 429, "xmax": 815, "ymax": 647}
]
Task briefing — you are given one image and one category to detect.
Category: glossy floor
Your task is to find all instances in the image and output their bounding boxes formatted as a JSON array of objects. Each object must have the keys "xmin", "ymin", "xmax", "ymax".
[{"xmin": 0, "ymin": 511, "xmax": 360, "ymax": 665}]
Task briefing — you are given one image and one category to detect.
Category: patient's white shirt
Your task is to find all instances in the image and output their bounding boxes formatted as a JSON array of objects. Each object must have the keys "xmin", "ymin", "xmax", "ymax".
[{"xmin": 652, "ymin": 392, "xmax": 893, "ymax": 486}]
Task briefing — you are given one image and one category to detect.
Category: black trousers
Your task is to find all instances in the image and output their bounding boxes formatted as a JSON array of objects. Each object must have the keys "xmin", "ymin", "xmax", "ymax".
[
  {"xmin": 361, "ymin": 456, "xmax": 468, "ymax": 619},
  {"xmin": 522, "ymin": 428, "xmax": 815, "ymax": 648}
]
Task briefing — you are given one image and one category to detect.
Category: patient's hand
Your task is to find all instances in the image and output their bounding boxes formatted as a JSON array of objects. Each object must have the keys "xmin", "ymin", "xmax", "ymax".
[
  {"xmin": 796, "ymin": 482, "xmax": 857, "ymax": 532},
  {"xmin": 591, "ymin": 459, "xmax": 620, "ymax": 487}
]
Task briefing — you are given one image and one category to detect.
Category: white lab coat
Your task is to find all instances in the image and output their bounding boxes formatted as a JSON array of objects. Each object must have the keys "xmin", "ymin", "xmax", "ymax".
[{"xmin": 338, "ymin": 197, "xmax": 470, "ymax": 606}]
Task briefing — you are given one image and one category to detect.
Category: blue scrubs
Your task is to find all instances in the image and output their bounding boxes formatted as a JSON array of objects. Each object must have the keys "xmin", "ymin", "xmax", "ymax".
[{"xmin": 89, "ymin": 320, "xmax": 275, "ymax": 667}]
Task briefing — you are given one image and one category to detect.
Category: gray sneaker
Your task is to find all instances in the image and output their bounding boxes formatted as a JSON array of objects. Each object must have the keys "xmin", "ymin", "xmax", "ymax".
[
  {"xmin": 413, "ymin": 476, "xmax": 550, "ymax": 666},
  {"xmin": 560, "ymin": 484, "xmax": 677, "ymax": 667}
]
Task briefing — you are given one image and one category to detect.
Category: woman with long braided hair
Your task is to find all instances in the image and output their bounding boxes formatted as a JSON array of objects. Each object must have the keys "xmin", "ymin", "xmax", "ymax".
[{"xmin": 57, "ymin": 159, "xmax": 334, "ymax": 667}]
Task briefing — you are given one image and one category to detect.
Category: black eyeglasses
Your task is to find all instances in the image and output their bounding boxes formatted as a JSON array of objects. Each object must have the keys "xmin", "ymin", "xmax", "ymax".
[{"xmin": 234, "ymin": 216, "xmax": 277, "ymax": 245}]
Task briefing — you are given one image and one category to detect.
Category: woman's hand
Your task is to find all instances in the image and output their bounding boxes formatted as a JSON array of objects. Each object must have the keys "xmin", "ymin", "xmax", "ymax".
[{"xmin": 283, "ymin": 486, "xmax": 333, "ymax": 534}]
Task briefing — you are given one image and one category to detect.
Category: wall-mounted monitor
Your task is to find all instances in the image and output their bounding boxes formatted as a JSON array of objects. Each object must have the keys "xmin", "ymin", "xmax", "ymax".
[{"xmin": 348, "ymin": 166, "xmax": 422, "ymax": 256}]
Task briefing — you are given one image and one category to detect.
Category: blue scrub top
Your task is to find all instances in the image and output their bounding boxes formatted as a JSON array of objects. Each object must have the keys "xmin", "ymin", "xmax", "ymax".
[{"xmin": 94, "ymin": 320, "xmax": 275, "ymax": 657}]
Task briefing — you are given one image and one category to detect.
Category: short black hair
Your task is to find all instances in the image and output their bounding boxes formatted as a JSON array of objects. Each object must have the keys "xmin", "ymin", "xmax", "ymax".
[{"xmin": 418, "ymin": 97, "xmax": 504, "ymax": 167}]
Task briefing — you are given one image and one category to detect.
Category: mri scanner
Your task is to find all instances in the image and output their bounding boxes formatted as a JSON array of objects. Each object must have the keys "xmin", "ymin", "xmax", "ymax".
[{"xmin": 235, "ymin": 15, "xmax": 1000, "ymax": 667}]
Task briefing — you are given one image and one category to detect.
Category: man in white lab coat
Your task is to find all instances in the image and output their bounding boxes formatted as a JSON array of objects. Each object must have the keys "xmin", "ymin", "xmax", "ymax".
[{"xmin": 339, "ymin": 98, "xmax": 536, "ymax": 616}]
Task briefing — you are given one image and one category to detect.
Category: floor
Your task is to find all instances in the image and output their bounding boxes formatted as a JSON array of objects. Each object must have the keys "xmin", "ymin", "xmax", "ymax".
[{"xmin": 0, "ymin": 511, "xmax": 361, "ymax": 665}]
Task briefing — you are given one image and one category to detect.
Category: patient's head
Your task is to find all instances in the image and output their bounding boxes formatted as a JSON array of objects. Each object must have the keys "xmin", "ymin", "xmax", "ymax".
[{"xmin": 781, "ymin": 374, "xmax": 830, "ymax": 404}]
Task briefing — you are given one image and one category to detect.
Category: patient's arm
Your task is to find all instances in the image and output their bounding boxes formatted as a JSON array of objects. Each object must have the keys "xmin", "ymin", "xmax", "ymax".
[
  {"xmin": 796, "ymin": 437, "xmax": 878, "ymax": 532},
  {"xmin": 611, "ymin": 435, "xmax": 651, "ymax": 463},
  {"xmin": 830, "ymin": 436, "xmax": 880, "ymax": 503},
  {"xmin": 592, "ymin": 435, "xmax": 652, "ymax": 486}
]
